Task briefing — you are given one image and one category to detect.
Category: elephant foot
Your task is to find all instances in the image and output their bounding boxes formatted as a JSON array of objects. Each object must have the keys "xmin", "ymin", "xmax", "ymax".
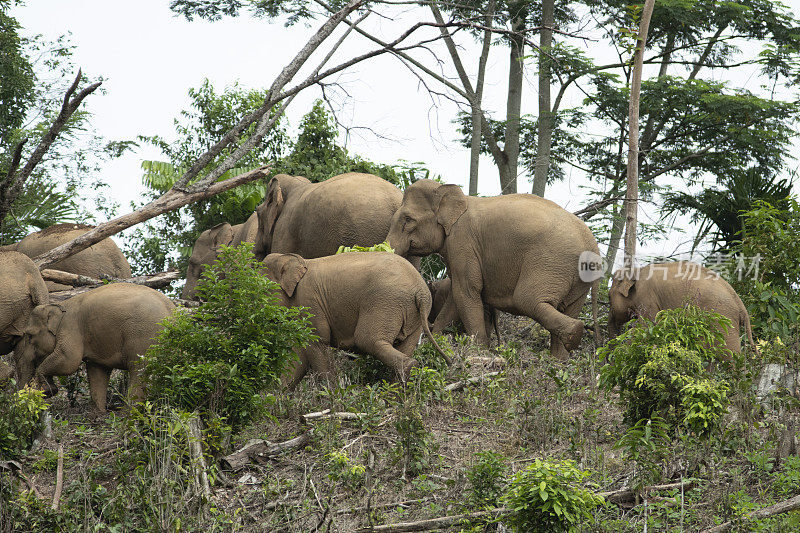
[
  {"xmin": 397, "ymin": 358, "xmax": 419, "ymax": 382},
  {"xmin": 560, "ymin": 319, "xmax": 585, "ymax": 352}
]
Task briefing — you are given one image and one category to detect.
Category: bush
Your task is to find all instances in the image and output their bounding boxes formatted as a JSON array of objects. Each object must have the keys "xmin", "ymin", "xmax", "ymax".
[
  {"xmin": 466, "ymin": 451, "xmax": 507, "ymax": 508},
  {"xmin": 0, "ymin": 385, "xmax": 49, "ymax": 459},
  {"xmin": 501, "ymin": 458, "xmax": 604, "ymax": 532},
  {"xmin": 144, "ymin": 244, "xmax": 316, "ymax": 430},
  {"xmin": 598, "ymin": 306, "xmax": 731, "ymax": 435}
]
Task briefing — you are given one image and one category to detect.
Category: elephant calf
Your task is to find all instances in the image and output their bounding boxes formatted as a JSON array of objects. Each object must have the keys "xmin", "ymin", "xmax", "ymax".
[
  {"xmin": 15, "ymin": 283, "xmax": 175, "ymax": 412},
  {"xmin": 428, "ymin": 277, "xmax": 500, "ymax": 343},
  {"xmin": 261, "ymin": 252, "xmax": 447, "ymax": 387},
  {"xmin": 608, "ymin": 261, "xmax": 756, "ymax": 353}
]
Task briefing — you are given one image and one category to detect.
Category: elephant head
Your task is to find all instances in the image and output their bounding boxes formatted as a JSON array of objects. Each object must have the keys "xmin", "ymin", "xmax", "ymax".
[
  {"xmin": 15, "ymin": 304, "xmax": 64, "ymax": 392},
  {"xmin": 386, "ymin": 180, "xmax": 467, "ymax": 258},
  {"xmin": 261, "ymin": 253, "xmax": 308, "ymax": 300},
  {"xmin": 608, "ymin": 269, "xmax": 639, "ymax": 338},
  {"xmin": 182, "ymin": 222, "xmax": 236, "ymax": 300}
]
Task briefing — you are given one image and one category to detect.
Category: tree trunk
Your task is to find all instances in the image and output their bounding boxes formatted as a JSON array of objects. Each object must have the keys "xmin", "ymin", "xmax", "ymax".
[
  {"xmin": 532, "ymin": 0, "xmax": 554, "ymax": 197},
  {"xmin": 623, "ymin": 0, "xmax": 656, "ymax": 269},
  {"xmin": 469, "ymin": 2, "xmax": 495, "ymax": 196},
  {"xmin": 501, "ymin": 6, "xmax": 526, "ymax": 195},
  {"xmin": 604, "ymin": 199, "xmax": 626, "ymax": 276}
]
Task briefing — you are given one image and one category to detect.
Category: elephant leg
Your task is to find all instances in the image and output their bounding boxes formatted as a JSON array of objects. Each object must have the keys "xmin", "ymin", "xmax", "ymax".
[
  {"xmin": 549, "ymin": 294, "xmax": 588, "ymax": 360},
  {"xmin": 523, "ymin": 301, "xmax": 584, "ymax": 355},
  {"xmin": 305, "ymin": 342, "xmax": 335, "ymax": 380},
  {"xmin": 354, "ymin": 311, "xmax": 417, "ymax": 380},
  {"xmin": 450, "ymin": 275, "xmax": 490, "ymax": 346},
  {"xmin": 86, "ymin": 362, "xmax": 111, "ymax": 412},
  {"xmin": 432, "ymin": 293, "xmax": 459, "ymax": 334},
  {"xmin": 396, "ymin": 327, "xmax": 424, "ymax": 357},
  {"xmin": 283, "ymin": 349, "xmax": 310, "ymax": 390}
]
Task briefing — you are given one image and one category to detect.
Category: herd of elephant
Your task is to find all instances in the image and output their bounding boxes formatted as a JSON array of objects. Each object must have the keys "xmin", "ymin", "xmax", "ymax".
[{"xmin": 0, "ymin": 172, "xmax": 756, "ymax": 413}]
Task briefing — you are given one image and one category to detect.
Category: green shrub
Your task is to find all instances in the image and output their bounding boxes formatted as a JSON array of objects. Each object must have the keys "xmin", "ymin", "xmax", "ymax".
[
  {"xmin": 144, "ymin": 243, "xmax": 316, "ymax": 429},
  {"xmin": 501, "ymin": 458, "xmax": 604, "ymax": 532},
  {"xmin": 598, "ymin": 306, "xmax": 731, "ymax": 434},
  {"xmin": 0, "ymin": 385, "xmax": 49, "ymax": 459},
  {"xmin": 466, "ymin": 451, "xmax": 507, "ymax": 508}
]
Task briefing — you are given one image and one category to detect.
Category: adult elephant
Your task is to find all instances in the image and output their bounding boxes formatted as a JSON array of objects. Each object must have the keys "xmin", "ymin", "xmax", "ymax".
[
  {"xmin": 15, "ymin": 283, "xmax": 175, "ymax": 412},
  {"xmin": 608, "ymin": 261, "xmax": 756, "ymax": 353},
  {"xmin": 0, "ymin": 251, "xmax": 49, "ymax": 355},
  {"xmin": 182, "ymin": 212, "xmax": 258, "ymax": 300},
  {"xmin": 4, "ymin": 224, "xmax": 132, "ymax": 291},
  {"xmin": 386, "ymin": 180, "xmax": 600, "ymax": 359},
  {"xmin": 253, "ymin": 173, "xmax": 403, "ymax": 261}
]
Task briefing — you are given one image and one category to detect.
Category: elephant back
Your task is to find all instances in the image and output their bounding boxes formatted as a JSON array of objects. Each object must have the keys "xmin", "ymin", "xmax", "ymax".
[
  {"xmin": 287, "ymin": 173, "xmax": 402, "ymax": 258},
  {"xmin": 14, "ymin": 224, "xmax": 133, "ymax": 291}
]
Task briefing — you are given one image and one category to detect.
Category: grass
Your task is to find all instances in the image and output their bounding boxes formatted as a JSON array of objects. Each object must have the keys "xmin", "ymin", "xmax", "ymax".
[{"xmin": 2, "ymin": 306, "xmax": 800, "ymax": 531}]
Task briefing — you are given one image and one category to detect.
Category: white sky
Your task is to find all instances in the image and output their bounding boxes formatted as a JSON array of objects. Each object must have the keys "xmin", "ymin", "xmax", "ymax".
[{"xmin": 11, "ymin": 0, "xmax": 800, "ymax": 267}]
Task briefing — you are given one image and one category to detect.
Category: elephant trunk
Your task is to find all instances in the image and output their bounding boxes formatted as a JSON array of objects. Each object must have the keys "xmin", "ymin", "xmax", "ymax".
[
  {"xmin": 181, "ymin": 279, "xmax": 197, "ymax": 301},
  {"xmin": 14, "ymin": 336, "xmax": 35, "ymax": 388},
  {"xmin": 386, "ymin": 217, "xmax": 409, "ymax": 258}
]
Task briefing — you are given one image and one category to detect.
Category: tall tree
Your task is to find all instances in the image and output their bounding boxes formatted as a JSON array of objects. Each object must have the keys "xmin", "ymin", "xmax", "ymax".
[{"xmin": 623, "ymin": 0, "xmax": 656, "ymax": 268}]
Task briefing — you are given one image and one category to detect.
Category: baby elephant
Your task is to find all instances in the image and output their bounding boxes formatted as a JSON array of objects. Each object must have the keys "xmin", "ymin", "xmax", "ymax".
[
  {"xmin": 261, "ymin": 252, "xmax": 447, "ymax": 387},
  {"xmin": 608, "ymin": 261, "xmax": 756, "ymax": 353},
  {"xmin": 428, "ymin": 277, "xmax": 500, "ymax": 343},
  {"xmin": 15, "ymin": 283, "xmax": 175, "ymax": 412}
]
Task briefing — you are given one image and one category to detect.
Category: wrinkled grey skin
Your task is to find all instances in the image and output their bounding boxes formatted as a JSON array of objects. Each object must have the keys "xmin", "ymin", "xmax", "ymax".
[
  {"xmin": 253, "ymin": 173, "xmax": 404, "ymax": 261},
  {"xmin": 0, "ymin": 251, "xmax": 49, "ymax": 355},
  {"xmin": 608, "ymin": 261, "xmax": 756, "ymax": 354},
  {"xmin": 260, "ymin": 252, "xmax": 446, "ymax": 387},
  {"xmin": 3, "ymin": 224, "xmax": 132, "ymax": 291},
  {"xmin": 386, "ymin": 180, "xmax": 600, "ymax": 359},
  {"xmin": 428, "ymin": 277, "xmax": 500, "ymax": 343},
  {"xmin": 15, "ymin": 283, "xmax": 175, "ymax": 412},
  {"xmin": 182, "ymin": 212, "xmax": 258, "ymax": 300}
]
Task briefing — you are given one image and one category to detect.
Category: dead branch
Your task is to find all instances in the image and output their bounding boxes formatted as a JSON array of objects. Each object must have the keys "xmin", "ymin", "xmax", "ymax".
[
  {"xmin": 187, "ymin": 417, "xmax": 211, "ymax": 500},
  {"xmin": 445, "ymin": 372, "xmax": 501, "ymax": 392},
  {"xmin": 221, "ymin": 431, "xmax": 313, "ymax": 471},
  {"xmin": 302, "ymin": 409, "xmax": 367, "ymax": 422},
  {"xmin": 466, "ymin": 356, "xmax": 506, "ymax": 367},
  {"xmin": 0, "ymin": 70, "xmax": 101, "ymax": 226},
  {"xmin": 700, "ymin": 494, "xmax": 800, "ymax": 533},
  {"xmin": 353, "ymin": 508, "xmax": 510, "ymax": 532},
  {"xmin": 599, "ymin": 480, "xmax": 695, "ymax": 504},
  {"xmin": 33, "ymin": 166, "xmax": 270, "ymax": 269},
  {"xmin": 51, "ymin": 444, "xmax": 64, "ymax": 510},
  {"xmin": 335, "ymin": 498, "xmax": 434, "ymax": 515}
]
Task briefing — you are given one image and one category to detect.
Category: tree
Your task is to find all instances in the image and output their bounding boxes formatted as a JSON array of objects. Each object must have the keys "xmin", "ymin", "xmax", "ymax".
[
  {"xmin": 127, "ymin": 84, "xmax": 400, "ymax": 276},
  {"xmin": 0, "ymin": 8, "xmax": 119, "ymax": 244}
]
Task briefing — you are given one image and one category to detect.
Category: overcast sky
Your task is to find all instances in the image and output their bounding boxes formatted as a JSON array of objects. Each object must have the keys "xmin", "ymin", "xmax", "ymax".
[{"xmin": 11, "ymin": 0, "xmax": 800, "ymax": 265}]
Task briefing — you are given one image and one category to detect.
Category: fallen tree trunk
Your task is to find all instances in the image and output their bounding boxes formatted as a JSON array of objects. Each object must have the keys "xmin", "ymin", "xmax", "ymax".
[
  {"xmin": 599, "ymin": 480, "xmax": 695, "ymax": 504},
  {"xmin": 221, "ymin": 431, "xmax": 313, "ymax": 470},
  {"xmin": 41, "ymin": 269, "xmax": 180, "ymax": 289},
  {"xmin": 353, "ymin": 508, "xmax": 510, "ymax": 532},
  {"xmin": 302, "ymin": 409, "xmax": 366, "ymax": 422},
  {"xmin": 445, "ymin": 372, "xmax": 501, "ymax": 392},
  {"xmin": 34, "ymin": 167, "xmax": 270, "ymax": 269},
  {"xmin": 47, "ymin": 271, "xmax": 182, "ymax": 301},
  {"xmin": 700, "ymin": 493, "xmax": 800, "ymax": 533}
]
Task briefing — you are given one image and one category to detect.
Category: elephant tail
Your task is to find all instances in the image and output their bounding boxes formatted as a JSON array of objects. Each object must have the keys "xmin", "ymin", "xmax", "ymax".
[
  {"xmin": 741, "ymin": 303, "xmax": 758, "ymax": 356},
  {"xmin": 415, "ymin": 289, "xmax": 452, "ymax": 365},
  {"xmin": 591, "ymin": 279, "xmax": 601, "ymax": 346}
]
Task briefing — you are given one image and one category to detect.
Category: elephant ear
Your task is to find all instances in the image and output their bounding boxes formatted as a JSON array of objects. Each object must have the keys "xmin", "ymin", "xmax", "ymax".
[
  {"xmin": 615, "ymin": 270, "xmax": 638, "ymax": 298},
  {"xmin": 278, "ymin": 254, "xmax": 308, "ymax": 297},
  {"xmin": 44, "ymin": 305, "xmax": 65, "ymax": 335},
  {"xmin": 207, "ymin": 222, "xmax": 235, "ymax": 249},
  {"xmin": 435, "ymin": 184, "xmax": 467, "ymax": 235}
]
